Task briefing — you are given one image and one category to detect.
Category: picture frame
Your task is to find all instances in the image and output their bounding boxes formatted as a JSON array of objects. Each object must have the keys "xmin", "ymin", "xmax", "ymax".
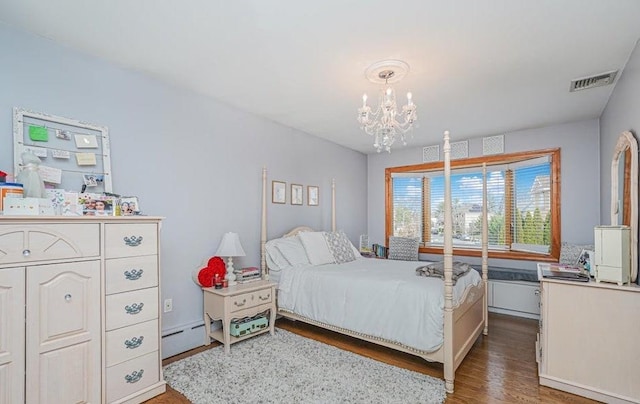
[
  {"xmin": 291, "ymin": 184, "xmax": 303, "ymax": 205},
  {"xmin": 576, "ymin": 249, "xmax": 595, "ymax": 275},
  {"xmin": 272, "ymin": 181, "xmax": 286, "ymax": 204},
  {"xmin": 119, "ymin": 196, "xmax": 140, "ymax": 216},
  {"xmin": 307, "ymin": 185, "xmax": 319, "ymax": 206},
  {"xmin": 78, "ymin": 193, "xmax": 116, "ymax": 216}
]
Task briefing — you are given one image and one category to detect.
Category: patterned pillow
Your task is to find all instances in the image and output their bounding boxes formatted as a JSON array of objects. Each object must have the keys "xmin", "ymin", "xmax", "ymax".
[
  {"xmin": 559, "ymin": 242, "xmax": 594, "ymax": 265},
  {"xmin": 388, "ymin": 236, "xmax": 419, "ymax": 261},
  {"xmin": 324, "ymin": 231, "xmax": 356, "ymax": 264}
]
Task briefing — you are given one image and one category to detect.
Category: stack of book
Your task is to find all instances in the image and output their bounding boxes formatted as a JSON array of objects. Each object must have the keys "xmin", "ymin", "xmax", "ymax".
[
  {"xmin": 371, "ymin": 243, "xmax": 388, "ymax": 258},
  {"xmin": 234, "ymin": 267, "xmax": 261, "ymax": 283}
]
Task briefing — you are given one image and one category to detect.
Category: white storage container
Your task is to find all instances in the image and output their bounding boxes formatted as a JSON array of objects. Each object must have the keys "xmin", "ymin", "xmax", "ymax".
[{"xmin": 594, "ymin": 225, "xmax": 630, "ymax": 285}]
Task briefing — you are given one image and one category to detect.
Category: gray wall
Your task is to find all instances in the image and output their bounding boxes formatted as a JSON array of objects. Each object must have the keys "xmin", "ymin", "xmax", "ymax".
[
  {"xmin": 0, "ymin": 23, "xmax": 368, "ymax": 354},
  {"xmin": 600, "ymin": 39, "xmax": 640, "ymax": 284},
  {"xmin": 367, "ymin": 119, "xmax": 601, "ymax": 270}
]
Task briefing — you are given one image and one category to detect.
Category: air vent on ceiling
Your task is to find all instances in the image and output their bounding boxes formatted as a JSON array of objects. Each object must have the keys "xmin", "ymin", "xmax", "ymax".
[{"xmin": 570, "ymin": 70, "xmax": 618, "ymax": 92}]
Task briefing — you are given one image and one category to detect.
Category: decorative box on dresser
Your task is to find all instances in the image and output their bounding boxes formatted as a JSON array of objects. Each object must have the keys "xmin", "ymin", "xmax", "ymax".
[
  {"xmin": 536, "ymin": 263, "xmax": 640, "ymax": 404},
  {"xmin": 0, "ymin": 216, "xmax": 165, "ymax": 404}
]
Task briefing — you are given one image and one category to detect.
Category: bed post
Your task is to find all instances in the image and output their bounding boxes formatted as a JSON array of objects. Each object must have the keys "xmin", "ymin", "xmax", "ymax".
[
  {"xmin": 482, "ymin": 163, "xmax": 489, "ymax": 335},
  {"xmin": 442, "ymin": 131, "xmax": 455, "ymax": 394},
  {"xmin": 331, "ymin": 178, "xmax": 336, "ymax": 232},
  {"xmin": 261, "ymin": 167, "xmax": 268, "ymax": 280}
]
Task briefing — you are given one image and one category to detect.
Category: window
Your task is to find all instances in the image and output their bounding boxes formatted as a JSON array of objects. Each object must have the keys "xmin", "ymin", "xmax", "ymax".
[{"xmin": 385, "ymin": 148, "xmax": 560, "ymax": 261}]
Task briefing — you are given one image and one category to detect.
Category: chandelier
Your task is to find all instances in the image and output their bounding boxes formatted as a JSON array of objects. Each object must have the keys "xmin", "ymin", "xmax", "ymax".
[{"xmin": 357, "ymin": 60, "xmax": 417, "ymax": 153}]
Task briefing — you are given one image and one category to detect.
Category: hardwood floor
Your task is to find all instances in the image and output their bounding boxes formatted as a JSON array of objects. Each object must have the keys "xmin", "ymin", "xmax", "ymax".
[{"xmin": 147, "ymin": 313, "xmax": 597, "ymax": 403}]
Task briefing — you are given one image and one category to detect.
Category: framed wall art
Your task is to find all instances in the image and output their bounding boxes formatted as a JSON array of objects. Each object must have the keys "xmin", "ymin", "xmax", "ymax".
[
  {"xmin": 291, "ymin": 184, "xmax": 303, "ymax": 205},
  {"xmin": 308, "ymin": 185, "xmax": 319, "ymax": 206},
  {"xmin": 272, "ymin": 181, "xmax": 286, "ymax": 204}
]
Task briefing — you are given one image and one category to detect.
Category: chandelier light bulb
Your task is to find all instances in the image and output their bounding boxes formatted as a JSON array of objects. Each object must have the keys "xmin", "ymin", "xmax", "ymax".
[
  {"xmin": 407, "ymin": 92, "xmax": 413, "ymax": 105},
  {"xmin": 362, "ymin": 93, "xmax": 368, "ymax": 106}
]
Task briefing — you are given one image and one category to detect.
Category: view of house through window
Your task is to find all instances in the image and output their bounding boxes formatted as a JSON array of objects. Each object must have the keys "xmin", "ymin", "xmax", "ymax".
[{"xmin": 387, "ymin": 149, "xmax": 560, "ymax": 261}]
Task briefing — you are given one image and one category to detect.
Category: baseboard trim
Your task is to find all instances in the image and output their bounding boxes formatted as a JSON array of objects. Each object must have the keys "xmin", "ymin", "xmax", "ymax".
[
  {"xmin": 488, "ymin": 306, "xmax": 539, "ymax": 320},
  {"xmin": 162, "ymin": 319, "xmax": 220, "ymax": 359},
  {"xmin": 539, "ymin": 374, "xmax": 638, "ymax": 404}
]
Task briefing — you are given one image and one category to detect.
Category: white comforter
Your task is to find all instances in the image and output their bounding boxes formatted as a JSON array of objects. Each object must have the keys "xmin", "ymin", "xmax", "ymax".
[{"xmin": 274, "ymin": 258, "xmax": 481, "ymax": 352}]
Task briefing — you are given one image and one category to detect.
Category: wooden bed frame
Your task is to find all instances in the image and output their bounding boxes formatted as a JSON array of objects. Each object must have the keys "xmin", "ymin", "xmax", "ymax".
[{"xmin": 259, "ymin": 131, "xmax": 489, "ymax": 394}]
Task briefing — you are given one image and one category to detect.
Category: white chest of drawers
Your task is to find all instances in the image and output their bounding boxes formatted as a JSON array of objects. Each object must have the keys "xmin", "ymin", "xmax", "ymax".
[
  {"xmin": 536, "ymin": 266, "xmax": 640, "ymax": 403},
  {"xmin": 0, "ymin": 216, "xmax": 165, "ymax": 404}
]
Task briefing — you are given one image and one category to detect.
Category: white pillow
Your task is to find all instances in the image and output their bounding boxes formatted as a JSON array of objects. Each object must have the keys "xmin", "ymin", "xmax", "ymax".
[
  {"xmin": 350, "ymin": 242, "xmax": 362, "ymax": 259},
  {"xmin": 275, "ymin": 236, "xmax": 311, "ymax": 266},
  {"xmin": 265, "ymin": 238, "xmax": 291, "ymax": 271},
  {"xmin": 299, "ymin": 231, "xmax": 335, "ymax": 265}
]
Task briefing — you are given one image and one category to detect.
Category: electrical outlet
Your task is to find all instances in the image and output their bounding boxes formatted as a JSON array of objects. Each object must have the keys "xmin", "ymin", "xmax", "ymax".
[{"xmin": 164, "ymin": 298, "xmax": 172, "ymax": 313}]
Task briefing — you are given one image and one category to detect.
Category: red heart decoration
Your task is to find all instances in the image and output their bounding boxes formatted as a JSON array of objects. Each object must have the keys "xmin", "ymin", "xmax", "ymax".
[{"xmin": 197, "ymin": 256, "xmax": 227, "ymax": 287}]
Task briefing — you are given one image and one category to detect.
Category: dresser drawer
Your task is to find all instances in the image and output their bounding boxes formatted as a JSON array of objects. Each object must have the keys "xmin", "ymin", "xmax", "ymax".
[
  {"xmin": 105, "ymin": 223, "xmax": 158, "ymax": 259},
  {"xmin": 0, "ymin": 224, "xmax": 99, "ymax": 265},
  {"xmin": 106, "ymin": 319, "xmax": 159, "ymax": 367},
  {"xmin": 230, "ymin": 288, "xmax": 273, "ymax": 313},
  {"xmin": 106, "ymin": 287, "xmax": 158, "ymax": 331},
  {"xmin": 106, "ymin": 351, "xmax": 160, "ymax": 403},
  {"xmin": 106, "ymin": 256, "xmax": 158, "ymax": 295}
]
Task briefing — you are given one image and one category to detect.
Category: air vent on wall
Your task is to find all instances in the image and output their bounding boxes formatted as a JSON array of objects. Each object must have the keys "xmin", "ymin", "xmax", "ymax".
[{"xmin": 570, "ymin": 70, "xmax": 618, "ymax": 92}]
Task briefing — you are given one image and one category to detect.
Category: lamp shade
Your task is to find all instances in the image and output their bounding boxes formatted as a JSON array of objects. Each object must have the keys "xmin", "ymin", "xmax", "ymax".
[{"xmin": 215, "ymin": 232, "xmax": 246, "ymax": 257}]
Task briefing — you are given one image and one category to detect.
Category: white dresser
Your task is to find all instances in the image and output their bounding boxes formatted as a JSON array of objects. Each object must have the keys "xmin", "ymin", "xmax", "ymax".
[
  {"xmin": 0, "ymin": 216, "xmax": 165, "ymax": 404},
  {"xmin": 537, "ymin": 267, "xmax": 640, "ymax": 403}
]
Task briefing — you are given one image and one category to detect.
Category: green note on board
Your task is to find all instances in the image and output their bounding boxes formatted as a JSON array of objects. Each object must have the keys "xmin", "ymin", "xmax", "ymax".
[{"xmin": 29, "ymin": 125, "xmax": 49, "ymax": 142}]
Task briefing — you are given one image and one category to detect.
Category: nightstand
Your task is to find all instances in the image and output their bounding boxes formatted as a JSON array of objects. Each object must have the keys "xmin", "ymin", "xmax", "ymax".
[{"xmin": 202, "ymin": 280, "xmax": 276, "ymax": 354}]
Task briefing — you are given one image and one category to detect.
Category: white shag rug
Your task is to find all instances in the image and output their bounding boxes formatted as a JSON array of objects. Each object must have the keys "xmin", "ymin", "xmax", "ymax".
[{"xmin": 163, "ymin": 328, "xmax": 446, "ymax": 404}]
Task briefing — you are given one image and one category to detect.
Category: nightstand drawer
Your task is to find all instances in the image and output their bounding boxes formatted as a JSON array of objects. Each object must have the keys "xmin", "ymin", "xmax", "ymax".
[
  {"xmin": 106, "ymin": 287, "xmax": 158, "ymax": 331},
  {"xmin": 106, "ymin": 319, "xmax": 159, "ymax": 367},
  {"xmin": 106, "ymin": 351, "xmax": 160, "ymax": 403},
  {"xmin": 106, "ymin": 255, "xmax": 158, "ymax": 295},
  {"xmin": 230, "ymin": 288, "xmax": 273, "ymax": 313},
  {"xmin": 0, "ymin": 224, "xmax": 99, "ymax": 264},
  {"xmin": 105, "ymin": 223, "xmax": 158, "ymax": 258}
]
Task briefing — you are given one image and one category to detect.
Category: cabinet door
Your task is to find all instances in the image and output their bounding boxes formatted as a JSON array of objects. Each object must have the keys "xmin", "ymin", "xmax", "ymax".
[
  {"xmin": 26, "ymin": 261, "xmax": 100, "ymax": 404},
  {"xmin": 0, "ymin": 267, "xmax": 25, "ymax": 404}
]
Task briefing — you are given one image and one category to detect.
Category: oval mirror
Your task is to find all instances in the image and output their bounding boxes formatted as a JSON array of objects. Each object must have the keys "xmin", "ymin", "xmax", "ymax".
[{"xmin": 611, "ymin": 131, "xmax": 638, "ymax": 282}]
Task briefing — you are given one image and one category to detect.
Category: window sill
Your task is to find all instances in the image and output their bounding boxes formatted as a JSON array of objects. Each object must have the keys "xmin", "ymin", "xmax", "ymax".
[{"xmin": 419, "ymin": 246, "xmax": 558, "ymax": 262}]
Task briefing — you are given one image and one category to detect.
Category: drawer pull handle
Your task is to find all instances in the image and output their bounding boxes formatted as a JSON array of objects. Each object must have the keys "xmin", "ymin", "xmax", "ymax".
[
  {"xmin": 234, "ymin": 299, "xmax": 247, "ymax": 307},
  {"xmin": 534, "ymin": 289, "xmax": 540, "ymax": 296},
  {"xmin": 64, "ymin": 294, "xmax": 72, "ymax": 302},
  {"xmin": 124, "ymin": 336, "xmax": 144, "ymax": 349},
  {"xmin": 124, "ymin": 369, "xmax": 144, "ymax": 384},
  {"xmin": 124, "ymin": 269, "xmax": 144, "ymax": 280},
  {"xmin": 123, "ymin": 236, "xmax": 143, "ymax": 247},
  {"xmin": 22, "ymin": 249, "xmax": 31, "ymax": 257},
  {"xmin": 258, "ymin": 294, "xmax": 270, "ymax": 301},
  {"xmin": 125, "ymin": 303, "xmax": 144, "ymax": 314}
]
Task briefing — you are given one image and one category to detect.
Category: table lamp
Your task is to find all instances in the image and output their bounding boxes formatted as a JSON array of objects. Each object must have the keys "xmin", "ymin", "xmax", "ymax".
[{"xmin": 215, "ymin": 232, "xmax": 246, "ymax": 285}]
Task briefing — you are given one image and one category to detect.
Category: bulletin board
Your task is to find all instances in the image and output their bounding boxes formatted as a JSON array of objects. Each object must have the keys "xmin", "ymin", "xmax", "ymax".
[{"xmin": 13, "ymin": 107, "xmax": 112, "ymax": 193}]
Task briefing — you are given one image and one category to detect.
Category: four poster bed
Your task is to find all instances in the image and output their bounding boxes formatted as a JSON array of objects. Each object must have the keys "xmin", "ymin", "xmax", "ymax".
[{"xmin": 259, "ymin": 131, "xmax": 489, "ymax": 393}]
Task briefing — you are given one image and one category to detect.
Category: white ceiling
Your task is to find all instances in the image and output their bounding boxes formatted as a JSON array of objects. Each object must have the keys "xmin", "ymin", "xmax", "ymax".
[{"xmin": 2, "ymin": 0, "xmax": 640, "ymax": 154}]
